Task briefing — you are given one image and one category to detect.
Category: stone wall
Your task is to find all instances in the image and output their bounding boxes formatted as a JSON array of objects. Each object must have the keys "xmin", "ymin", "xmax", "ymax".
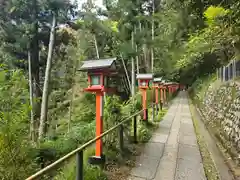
[{"xmin": 197, "ymin": 81, "xmax": 240, "ymax": 164}]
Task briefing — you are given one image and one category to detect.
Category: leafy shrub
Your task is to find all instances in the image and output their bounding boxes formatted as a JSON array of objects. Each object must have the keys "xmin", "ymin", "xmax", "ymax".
[
  {"xmin": 204, "ymin": 6, "xmax": 229, "ymax": 25},
  {"xmin": 54, "ymin": 148, "xmax": 107, "ymax": 180},
  {"xmin": 156, "ymin": 108, "xmax": 168, "ymax": 122},
  {"xmin": 0, "ymin": 69, "xmax": 36, "ymax": 179},
  {"xmin": 136, "ymin": 122, "xmax": 152, "ymax": 142},
  {"xmin": 38, "ymin": 122, "xmax": 95, "ymax": 166},
  {"xmin": 121, "ymin": 92, "xmax": 142, "ymax": 117}
]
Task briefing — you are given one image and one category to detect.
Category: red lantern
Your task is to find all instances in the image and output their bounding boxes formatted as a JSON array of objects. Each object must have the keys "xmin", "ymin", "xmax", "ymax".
[
  {"xmin": 79, "ymin": 58, "xmax": 117, "ymax": 165},
  {"xmin": 137, "ymin": 74, "xmax": 153, "ymax": 121}
]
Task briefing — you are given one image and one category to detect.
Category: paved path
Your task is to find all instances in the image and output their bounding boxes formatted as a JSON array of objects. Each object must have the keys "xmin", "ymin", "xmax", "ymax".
[{"xmin": 128, "ymin": 92, "xmax": 206, "ymax": 180}]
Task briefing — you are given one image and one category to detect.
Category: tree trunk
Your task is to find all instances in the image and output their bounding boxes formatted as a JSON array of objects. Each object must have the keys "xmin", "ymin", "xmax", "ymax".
[
  {"xmin": 134, "ymin": 26, "xmax": 140, "ymax": 74},
  {"xmin": 151, "ymin": 0, "xmax": 155, "ymax": 73},
  {"xmin": 151, "ymin": 0, "xmax": 155, "ymax": 121},
  {"xmin": 143, "ymin": 46, "xmax": 151, "ymax": 72},
  {"xmin": 138, "ymin": 21, "xmax": 142, "ymax": 71},
  {"xmin": 39, "ymin": 12, "xmax": 57, "ymax": 140},
  {"xmin": 120, "ymin": 53, "xmax": 131, "ymax": 91},
  {"xmin": 32, "ymin": 0, "xmax": 41, "ymax": 140},
  {"xmin": 131, "ymin": 31, "xmax": 135, "ymax": 96},
  {"xmin": 28, "ymin": 51, "xmax": 35, "ymax": 141},
  {"xmin": 94, "ymin": 34, "xmax": 100, "ymax": 59},
  {"xmin": 136, "ymin": 45, "xmax": 140, "ymax": 74},
  {"xmin": 142, "ymin": 22, "xmax": 149, "ymax": 72},
  {"xmin": 68, "ymin": 58, "xmax": 78, "ymax": 133}
]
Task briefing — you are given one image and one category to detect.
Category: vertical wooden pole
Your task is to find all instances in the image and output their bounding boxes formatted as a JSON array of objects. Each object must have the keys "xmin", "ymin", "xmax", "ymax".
[
  {"xmin": 160, "ymin": 88, "xmax": 163, "ymax": 104},
  {"xmin": 96, "ymin": 92, "xmax": 103, "ymax": 157},
  {"xmin": 142, "ymin": 89, "xmax": 148, "ymax": 121},
  {"xmin": 76, "ymin": 150, "xmax": 83, "ymax": 180},
  {"xmin": 155, "ymin": 87, "xmax": 159, "ymax": 110},
  {"xmin": 131, "ymin": 31, "xmax": 135, "ymax": 97},
  {"xmin": 119, "ymin": 124, "xmax": 124, "ymax": 155},
  {"xmin": 133, "ymin": 116, "xmax": 137, "ymax": 143},
  {"xmin": 155, "ymin": 88, "xmax": 159, "ymax": 105},
  {"xmin": 163, "ymin": 87, "xmax": 166, "ymax": 104}
]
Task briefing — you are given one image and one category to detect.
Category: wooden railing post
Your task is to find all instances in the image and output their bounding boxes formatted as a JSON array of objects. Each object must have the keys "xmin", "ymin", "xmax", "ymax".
[
  {"xmin": 152, "ymin": 102, "xmax": 155, "ymax": 121},
  {"xmin": 119, "ymin": 124, "xmax": 124, "ymax": 154},
  {"xmin": 133, "ymin": 116, "xmax": 137, "ymax": 143},
  {"xmin": 160, "ymin": 101, "xmax": 163, "ymax": 111},
  {"xmin": 76, "ymin": 150, "xmax": 83, "ymax": 180}
]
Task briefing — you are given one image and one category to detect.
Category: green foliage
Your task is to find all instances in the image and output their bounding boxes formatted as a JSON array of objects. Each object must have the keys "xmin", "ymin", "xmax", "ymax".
[
  {"xmin": 204, "ymin": 6, "xmax": 229, "ymax": 25},
  {"xmin": 188, "ymin": 74, "xmax": 216, "ymax": 103},
  {"xmin": 121, "ymin": 92, "xmax": 142, "ymax": 116},
  {"xmin": 136, "ymin": 122, "xmax": 152, "ymax": 142},
  {"xmin": 2, "ymin": 0, "xmax": 240, "ymax": 178},
  {"xmin": 0, "ymin": 69, "xmax": 36, "ymax": 179},
  {"xmin": 172, "ymin": 3, "xmax": 238, "ymax": 85},
  {"xmin": 54, "ymin": 148, "xmax": 107, "ymax": 180},
  {"xmin": 40, "ymin": 122, "xmax": 95, "ymax": 158},
  {"xmin": 156, "ymin": 108, "xmax": 168, "ymax": 122}
]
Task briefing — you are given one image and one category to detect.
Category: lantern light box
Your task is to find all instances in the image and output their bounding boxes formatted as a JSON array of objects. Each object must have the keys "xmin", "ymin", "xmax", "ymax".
[
  {"xmin": 136, "ymin": 73, "xmax": 154, "ymax": 121},
  {"xmin": 80, "ymin": 58, "xmax": 117, "ymax": 91},
  {"xmin": 136, "ymin": 73, "xmax": 154, "ymax": 89},
  {"xmin": 153, "ymin": 77, "xmax": 162, "ymax": 87},
  {"xmin": 153, "ymin": 77, "xmax": 164, "ymax": 110},
  {"xmin": 78, "ymin": 58, "xmax": 117, "ymax": 165}
]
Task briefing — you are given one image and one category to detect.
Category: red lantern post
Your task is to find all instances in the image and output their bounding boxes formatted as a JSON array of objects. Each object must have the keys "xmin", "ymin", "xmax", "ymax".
[
  {"xmin": 163, "ymin": 85, "xmax": 167, "ymax": 104},
  {"xmin": 79, "ymin": 58, "xmax": 117, "ymax": 165},
  {"xmin": 160, "ymin": 85, "xmax": 164, "ymax": 104},
  {"xmin": 153, "ymin": 77, "xmax": 164, "ymax": 110},
  {"xmin": 137, "ymin": 74, "xmax": 153, "ymax": 121},
  {"xmin": 169, "ymin": 85, "xmax": 172, "ymax": 94}
]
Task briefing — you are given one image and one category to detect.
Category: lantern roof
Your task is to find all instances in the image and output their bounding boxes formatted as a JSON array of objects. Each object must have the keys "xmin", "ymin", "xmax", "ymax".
[
  {"xmin": 136, "ymin": 73, "xmax": 153, "ymax": 80},
  {"xmin": 153, "ymin": 77, "xmax": 162, "ymax": 82},
  {"xmin": 165, "ymin": 82, "xmax": 178, "ymax": 85},
  {"xmin": 78, "ymin": 58, "xmax": 117, "ymax": 71}
]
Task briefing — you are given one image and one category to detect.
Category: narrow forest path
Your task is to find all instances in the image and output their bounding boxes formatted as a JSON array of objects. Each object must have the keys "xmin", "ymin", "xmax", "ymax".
[{"xmin": 127, "ymin": 92, "xmax": 206, "ymax": 180}]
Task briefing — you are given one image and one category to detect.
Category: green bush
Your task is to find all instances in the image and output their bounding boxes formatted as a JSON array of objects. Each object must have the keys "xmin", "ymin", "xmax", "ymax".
[
  {"xmin": 0, "ymin": 69, "xmax": 37, "ymax": 179},
  {"xmin": 38, "ymin": 90, "xmax": 160, "ymax": 179},
  {"xmin": 38, "ymin": 122, "xmax": 95, "ymax": 165},
  {"xmin": 156, "ymin": 108, "xmax": 168, "ymax": 122},
  {"xmin": 54, "ymin": 148, "xmax": 107, "ymax": 180},
  {"xmin": 188, "ymin": 74, "xmax": 216, "ymax": 102},
  {"xmin": 137, "ymin": 124, "xmax": 151, "ymax": 142}
]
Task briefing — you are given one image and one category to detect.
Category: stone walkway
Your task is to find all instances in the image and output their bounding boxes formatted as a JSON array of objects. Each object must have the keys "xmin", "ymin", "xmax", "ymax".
[{"xmin": 128, "ymin": 92, "xmax": 206, "ymax": 180}]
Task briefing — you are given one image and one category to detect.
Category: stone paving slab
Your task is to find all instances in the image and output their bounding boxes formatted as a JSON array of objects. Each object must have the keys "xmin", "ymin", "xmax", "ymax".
[
  {"xmin": 180, "ymin": 118, "xmax": 193, "ymax": 125},
  {"xmin": 180, "ymin": 114, "xmax": 192, "ymax": 119},
  {"xmin": 179, "ymin": 123, "xmax": 195, "ymax": 135},
  {"xmin": 150, "ymin": 134, "xmax": 168, "ymax": 143},
  {"xmin": 175, "ymin": 159, "xmax": 206, "ymax": 180},
  {"xmin": 178, "ymin": 144, "xmax": 202, "ymax": 162},
  {"xmin": 141, "ymin": 142, "xmax": 165, "ymax": 158},
  {"xmin": 155, "ymin": 122, "xmax": 172, "ymax": 131},
  {"xmin": 153, "ymin": 147, "xmax": 179, "ymax": 180},
  {"xmin": 179, "ymin": 134, "xmax": 198, "ymax": 147},
  {"xmin": 131, "ymin": 156, "xmax": 159, "ymax": 179}
]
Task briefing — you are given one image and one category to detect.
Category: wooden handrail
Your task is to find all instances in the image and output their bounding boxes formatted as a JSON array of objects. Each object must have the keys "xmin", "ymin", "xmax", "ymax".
[{"xmin": 26, "ymin": 110, "xmax": 143, "ymax": 180}]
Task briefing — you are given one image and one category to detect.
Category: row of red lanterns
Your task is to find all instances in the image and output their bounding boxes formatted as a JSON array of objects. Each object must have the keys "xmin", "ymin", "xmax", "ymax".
[{"xmin": 78, "ymin": 58, "xmax": 185, "ymax": 165}]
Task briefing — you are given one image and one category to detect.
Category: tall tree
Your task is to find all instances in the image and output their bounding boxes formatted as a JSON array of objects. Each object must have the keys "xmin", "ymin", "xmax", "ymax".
[{"xmin": 39, "ymin": 11, "xmax": 57, "ymax": 140}]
